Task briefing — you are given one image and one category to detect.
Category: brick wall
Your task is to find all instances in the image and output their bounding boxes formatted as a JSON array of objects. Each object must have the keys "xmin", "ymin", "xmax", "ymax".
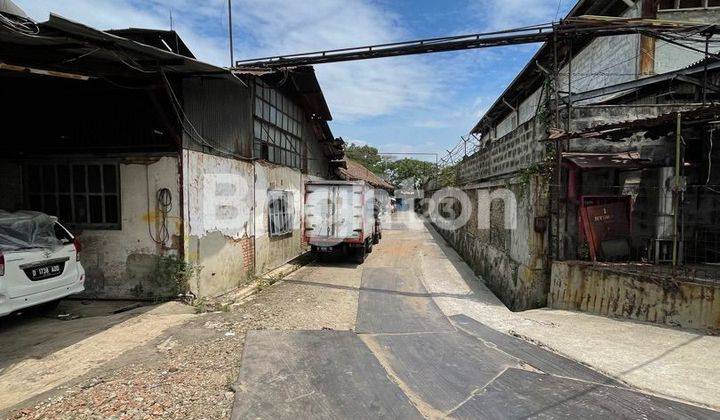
[{"xmin": 240, "ymin": 236, "xmax": 255, "ymax": 274}]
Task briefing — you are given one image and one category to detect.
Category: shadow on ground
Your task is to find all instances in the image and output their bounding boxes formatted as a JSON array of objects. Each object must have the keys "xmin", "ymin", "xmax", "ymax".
[{"xmin": 0, "ymin": 299, "xmax": 154, "ymax": 371}]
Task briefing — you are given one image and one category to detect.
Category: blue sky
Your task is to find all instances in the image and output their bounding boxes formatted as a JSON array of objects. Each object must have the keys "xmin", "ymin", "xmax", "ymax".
[{"xmin": 18, "ymin": 0, "xmax": 572, "ymax": 161}]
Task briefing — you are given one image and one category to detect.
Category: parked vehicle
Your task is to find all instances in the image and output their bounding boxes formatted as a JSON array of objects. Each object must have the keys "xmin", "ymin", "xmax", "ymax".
[
  {"xmin": 304, "ymin": 181, "xmax": 381, "ymax": 263},
  {"xmin": 0, "ymin": 211, "xmax": 85, "ymax": 316}
]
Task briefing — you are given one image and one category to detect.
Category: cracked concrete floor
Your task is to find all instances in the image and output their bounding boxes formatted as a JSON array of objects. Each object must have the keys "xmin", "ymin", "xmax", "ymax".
[
  {"xmin": 6, "ymin": 212, "xmax": 719, "ymax": 419},
  {"xmin": 231, "ymin": 216, "xmax": 720, "ymax": 419}
]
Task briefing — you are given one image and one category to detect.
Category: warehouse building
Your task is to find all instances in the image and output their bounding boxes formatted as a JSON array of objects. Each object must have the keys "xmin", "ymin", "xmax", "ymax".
[
  {"xmin": 429, "ymin": 0, "xmax": 720, "ymax": 332},
  {"xmin": 0, "ymin": 13, "xmax": 343, "ymax": 299}
]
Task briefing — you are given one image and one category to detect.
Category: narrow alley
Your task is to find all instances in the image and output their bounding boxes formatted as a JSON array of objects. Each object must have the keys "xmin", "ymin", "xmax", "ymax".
[
  {"xmin": 5, "ymin": 212, "xmax": 719, "ymax": 419},
  {"xmin": 4, "ymin": 1, "xmax": 720, "ymax": 418}
]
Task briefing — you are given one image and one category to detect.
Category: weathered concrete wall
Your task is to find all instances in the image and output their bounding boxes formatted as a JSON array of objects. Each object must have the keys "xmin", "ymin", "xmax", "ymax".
[
  {"xmin": 183, "ymin": 150, "xmax": 255, "ymax": 297},
  {"xmin": 549, "ymin": 261, "xmax": 720, "ymax": 333},
  {"xmin": 0, "ymin": 156, "xmax": 184, "ymax": 299},
  {"xmin": 80, "ymin": 157, "xmax": 182, "ymax": 299},
  {"xmin": 432, "ymin": 176, "xmax": 549, "ymax": 311},
  {"xmin": 253, "ymin": 162, "xmax": 305, "ymax": 274}
]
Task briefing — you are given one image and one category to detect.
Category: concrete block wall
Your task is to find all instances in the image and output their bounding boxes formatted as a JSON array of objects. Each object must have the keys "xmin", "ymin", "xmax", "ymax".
[
  {"xmin": 458, "ymin": 119, "xmax": 544, "ymax": 184},
  {"xmin": 549, "ymin": 261, "xmax": 720, "ymax": 333},
  {"xmin": 655, "ymin": 8, "xmax": 720, "ymax": 74}
]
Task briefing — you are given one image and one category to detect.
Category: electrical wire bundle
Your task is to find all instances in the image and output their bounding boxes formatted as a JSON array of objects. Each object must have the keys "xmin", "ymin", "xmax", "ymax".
[
  {"xmin": 0, "ymin": 11, "xmax": 39, "ymax": 36},
  {"xmin": 148, "ymin": 185, "xmax": 173, "ymax": 246}
]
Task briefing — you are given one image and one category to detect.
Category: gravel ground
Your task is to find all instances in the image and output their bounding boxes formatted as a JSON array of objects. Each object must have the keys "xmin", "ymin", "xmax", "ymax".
[{"xmin": 8, "ymin": 263, "xmax": 361, "ymax": 420}]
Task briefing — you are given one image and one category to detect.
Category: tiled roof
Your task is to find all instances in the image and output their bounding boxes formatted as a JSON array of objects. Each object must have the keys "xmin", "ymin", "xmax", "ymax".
[{"xmin": 337, "ymin": 160, "xmax": 394, "ymax": 191}]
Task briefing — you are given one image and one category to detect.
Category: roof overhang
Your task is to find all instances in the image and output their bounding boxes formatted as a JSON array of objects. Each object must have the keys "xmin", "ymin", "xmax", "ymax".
[
  {"xmin": 563, "ymin": 151, "xmax": 650, "ymax": 170},
  {"xmin": 0, "ymin": 14, "xmax": 227, "ymax": 83}
]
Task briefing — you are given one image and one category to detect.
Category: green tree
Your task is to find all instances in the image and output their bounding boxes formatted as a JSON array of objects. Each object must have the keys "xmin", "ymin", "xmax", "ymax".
[
  {"xmin": 386, "ymin": 158, "xmax": 437, "ymax": 189},
  {"xmin": 437, "ymin": 164, "xmax": 458, "ymax": 188},
  {"xmin": 345, "ymin": 143, "xmax": 386, "ymax": 175}
]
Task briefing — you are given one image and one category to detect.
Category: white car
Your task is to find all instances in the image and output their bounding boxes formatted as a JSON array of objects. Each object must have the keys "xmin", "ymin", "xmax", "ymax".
[{"xmin": 0, "ymin": 212, "xmax": 85, "ymax": 317}]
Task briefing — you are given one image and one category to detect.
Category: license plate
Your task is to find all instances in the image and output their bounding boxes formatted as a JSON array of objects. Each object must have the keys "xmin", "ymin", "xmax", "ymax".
[
  {"xmin": 29, "ymin": 264, "xmax": 63, "ymax": 280},
  {"xmin": 319, "ymin": 247, "xmax": 332, "ymax": 252}
]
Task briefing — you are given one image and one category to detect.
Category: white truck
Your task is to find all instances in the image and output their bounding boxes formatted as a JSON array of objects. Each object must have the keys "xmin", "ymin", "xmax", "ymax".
[{"xmin": 304, "ymin": 181, "xmax": 381, "ymax": 263}]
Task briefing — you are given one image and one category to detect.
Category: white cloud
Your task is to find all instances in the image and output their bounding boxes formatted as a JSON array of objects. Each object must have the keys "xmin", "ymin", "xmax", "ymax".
[
  {"xmin": 472, "ymin": 0, "xmax": 565, "ymax": 32},
  {"xmin": 232, "ymin": 0, "xmax": 442, "ymax": 121},
  {"xmin": 16, "ymin": 0, "xmax": 447, "ymax": 123},
  {"xmin": 16, "ymin": 0, "xmax": 232, "ymax": 65}
]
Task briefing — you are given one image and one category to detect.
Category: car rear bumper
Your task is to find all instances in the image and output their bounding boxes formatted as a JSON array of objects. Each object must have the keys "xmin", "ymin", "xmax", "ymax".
[{"xmin": 0, "ymin": 279, "xmax": 85, "ymax": 317}]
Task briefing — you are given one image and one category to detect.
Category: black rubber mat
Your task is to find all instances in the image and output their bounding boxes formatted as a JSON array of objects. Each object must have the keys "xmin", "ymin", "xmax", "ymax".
[
  {"xmin": 355, "ymin": 267, "xmax": 454, "ymax": 334},
  {"xmin": 366, "ymin": 331, "xmax": 520, "ymax": 413},
  {"xmin": 231, "ymin": 330, "xmax": 421, "ymax": 419},
  {"xmin": 450, "ymin": 314, "xmax": 621, "ymax": 386},
  {"xmin": 450, "ymin": 368, "xmax": 718, "ymax": 419}
]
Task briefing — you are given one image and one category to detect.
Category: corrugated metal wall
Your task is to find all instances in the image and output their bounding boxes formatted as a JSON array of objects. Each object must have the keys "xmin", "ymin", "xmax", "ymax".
[{"xmin": 181, "ymin": 76, "xmax": 253, "ymax": 158}]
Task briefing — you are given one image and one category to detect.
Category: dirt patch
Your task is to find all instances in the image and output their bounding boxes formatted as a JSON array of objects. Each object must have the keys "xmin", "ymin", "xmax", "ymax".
[{"xmin": 8, "ymin": 263, "xmax": 360, "ymax": 419}]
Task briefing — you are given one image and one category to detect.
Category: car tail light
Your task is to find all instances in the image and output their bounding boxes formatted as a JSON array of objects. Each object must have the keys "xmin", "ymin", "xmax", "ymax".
[
  {"xmin": 73, "ymin": 238, "xmax": 81, "ymax": 261},
  {"xmin": 0, "ymin": 252, "xmax": 4, "ymax": 276}
]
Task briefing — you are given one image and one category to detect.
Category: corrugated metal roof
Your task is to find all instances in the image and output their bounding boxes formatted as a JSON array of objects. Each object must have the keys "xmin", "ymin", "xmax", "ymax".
[
  {"xmin": 0, "ymin": 14, "xmax": 226, "ymax": 79},
  {"xmin": 563, "ymin": 151, "xmax": 649, "ymax": 169},
  {"xmin": 551, "ymin": 104, "xmax": 720, "ymax": 141}
]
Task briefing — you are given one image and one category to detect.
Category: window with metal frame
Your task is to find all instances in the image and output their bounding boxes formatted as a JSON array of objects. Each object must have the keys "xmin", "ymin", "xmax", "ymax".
[
  {"xmin": 268, "ymin": 190, "xmax": 293, "ymax": 236},
  {"xmin": 25, "ymin": 162, "xmax": 121, "ymax": 229},
  {"xmin": 253, "ymin": 79, "xmax": 304, "ymax": 169}
]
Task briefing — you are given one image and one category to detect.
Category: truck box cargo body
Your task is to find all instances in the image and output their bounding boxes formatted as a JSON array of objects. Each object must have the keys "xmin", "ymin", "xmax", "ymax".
[{"xmin": 304, "ymin": 181, "xmax": 381, "ymax": 263}]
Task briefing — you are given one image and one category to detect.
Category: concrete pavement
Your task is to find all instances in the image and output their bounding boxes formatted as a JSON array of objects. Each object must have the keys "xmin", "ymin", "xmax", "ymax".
[
  {"xmin": 232, "ymin": 211, "xmax": 720, "ymax": 418},
  {"xmin": 412, "ymin": 211, "xmax": 720, "ymax": 410}
]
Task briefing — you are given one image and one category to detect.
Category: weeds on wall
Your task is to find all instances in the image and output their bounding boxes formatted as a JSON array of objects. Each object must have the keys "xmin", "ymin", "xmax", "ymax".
[
  {"xmin": 151, "ymin": 255, "xmax": 202, "ymax": 299},
  {"xmin": 516, "ymin": 71, "xmax": 558, "ymax": 211}
]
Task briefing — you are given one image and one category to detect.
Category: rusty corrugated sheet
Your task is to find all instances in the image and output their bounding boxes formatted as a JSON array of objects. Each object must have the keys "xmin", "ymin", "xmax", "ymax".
[{"xmin": 181, "ymin": 77, "xmax": 253, "ymax": 158}]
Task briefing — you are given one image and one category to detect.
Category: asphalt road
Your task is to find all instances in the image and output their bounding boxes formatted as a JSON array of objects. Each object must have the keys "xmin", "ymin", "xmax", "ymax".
[{"xmin": 231, "ymin": 221, "xmax": 720, "ymax": 419}]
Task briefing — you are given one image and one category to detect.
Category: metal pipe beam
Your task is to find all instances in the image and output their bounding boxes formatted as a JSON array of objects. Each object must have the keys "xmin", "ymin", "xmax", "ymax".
[{"xmin": 234, "ymin": 20, "xmax": 712, "ymax": 69}]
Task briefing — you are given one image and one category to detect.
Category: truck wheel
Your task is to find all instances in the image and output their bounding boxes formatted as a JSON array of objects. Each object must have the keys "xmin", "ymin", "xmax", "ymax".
[
  {"xmin": 366, "ymin": 239, "xmax": 373, "ymax": 254},
  {"xmin": 372, "ymin": 234, "xmax": 379, "ymax": 245},
  {"xmin": 354, "ymin": 246, "xmax": 366, "ymax": 264}
]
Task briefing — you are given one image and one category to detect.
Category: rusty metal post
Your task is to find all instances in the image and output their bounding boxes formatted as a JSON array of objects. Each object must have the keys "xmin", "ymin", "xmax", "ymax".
[
  {"xmin": 672, "ymin": 112, "xmax": 681, "ymax": 267},
  {"xmin": 639, "ymin": 0, "xmax": 657, "ymax": 77},
  {"xmin": 553, "ymin": 29, "xmax": 561, "ymax": 260}
]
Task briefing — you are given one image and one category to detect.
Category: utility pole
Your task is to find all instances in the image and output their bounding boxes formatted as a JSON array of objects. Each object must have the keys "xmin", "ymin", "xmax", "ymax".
[{"xmin": 228, "ymin": 0, "xmax": 234, "ymax": 68}]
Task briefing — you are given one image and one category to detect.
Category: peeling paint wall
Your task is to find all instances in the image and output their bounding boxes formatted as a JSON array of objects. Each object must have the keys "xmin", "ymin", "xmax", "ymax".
[
  {"xmin": 253, "ymin": 162, "xmax": 305, "ymax": 275},
  {"xmin": 74, "ymin": 157, "xmax": 182, "ymax": 299},
  {"xmin": 0, "ymin": 156, "xmax": 184, "ymax": 299},
  {"xmin": 182, "ymin": 149, "xmax": 255, "ymax": 297},
  {"xmin": 549, "ymin": 261, "xmax": 720, "ymax": 333}
]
